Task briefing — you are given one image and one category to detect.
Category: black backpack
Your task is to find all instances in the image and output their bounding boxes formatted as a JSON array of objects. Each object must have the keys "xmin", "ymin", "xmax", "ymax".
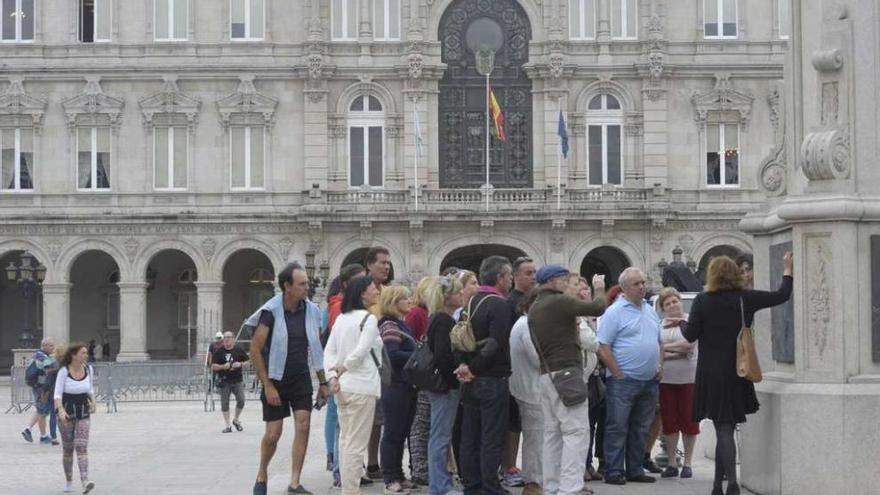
[
  {"xmin": 403, "ymin": 340, "xmax": 447, "ymax": 393},
  {"xmin": 24, "ymin": 360, "xmax": 41, "ymax": 388}
]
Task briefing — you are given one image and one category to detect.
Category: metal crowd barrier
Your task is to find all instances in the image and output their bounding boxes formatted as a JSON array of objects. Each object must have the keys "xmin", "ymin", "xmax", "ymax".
[{"xmin": 6, "ymin": 365, "xmax": 34, "ymax": 414}]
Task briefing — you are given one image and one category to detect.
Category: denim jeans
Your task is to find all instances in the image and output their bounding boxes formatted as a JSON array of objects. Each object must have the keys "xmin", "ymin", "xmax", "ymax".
[
  {"xmin": 428, "ymin": 389, "xmax": 461, "ymax": 495},
  {"xmin": 325, "ymin": 396, "xmax": 338, "ymax": 459},
  {"xmin": 460, "ymin": 377, "xmax": 510, "ymax": 495},
  {"xmin": 380, "ymin": 381, "xmax": 418, "ymax": 484},
  {"xmin": 602, "ymin": 376, "xmax": 659, "ymax": 480}
]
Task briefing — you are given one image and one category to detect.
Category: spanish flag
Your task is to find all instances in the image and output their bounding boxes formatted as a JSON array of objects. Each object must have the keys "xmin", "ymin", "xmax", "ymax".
[{"xmin": 488, "ymin": 87, "xmax": 507, "ymax": 142}]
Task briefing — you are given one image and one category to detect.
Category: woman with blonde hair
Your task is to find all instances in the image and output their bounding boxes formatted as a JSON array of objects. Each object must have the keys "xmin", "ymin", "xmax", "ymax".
[
  {"xmin": 683, "ymin": 252, "xmax": 793, "ymax": 495},
  {"xmin": 377, "ymin": 285, "xmax": 418, "ymax": 493},
  {"xmin": 424, "ymin": 274, "xmax": 464, "ymax": 495},
  {"xmin": 53, "ymin": 342, "xmax": 96, "ymax": 494},
  {"xmin": 656, "ymin": 287, "xmax": 699, "ymax": 479}
]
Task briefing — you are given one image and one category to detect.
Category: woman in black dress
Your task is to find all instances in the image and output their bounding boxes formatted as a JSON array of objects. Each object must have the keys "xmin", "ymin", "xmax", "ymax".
[{"xmin": 683, "ymin": 252, "xmax": 793, "ymax": 495}]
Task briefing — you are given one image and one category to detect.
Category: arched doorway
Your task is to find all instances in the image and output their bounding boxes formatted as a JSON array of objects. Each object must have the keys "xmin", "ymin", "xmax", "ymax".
[
  {"xmin": 68, "ymin": 250, "xmax": 120, "ymax": 361},
  {"xmin": 696, "ymin": 245, "xmax": 745, "ymax": 283},
  {"xmin": 222, "ymin": 249, "xmax": 275, "ymax": 334},
  {"xmin": 438, "ymin": 0, "xmax": 533, "ymax": 188},
  {"xmin": 440, "ymin": 244, "xmax": 527, "ymax": 276},
  {"xmin": 144, "ymin": 250, "xmax": 198, "ymax": 359},
  {"xmin": 580, "ymin": 246, "xmax": 631, "ymax": 288},
  {"xmin": 0, "ymin": 250, "xmax": 46, "ymax": 370}
]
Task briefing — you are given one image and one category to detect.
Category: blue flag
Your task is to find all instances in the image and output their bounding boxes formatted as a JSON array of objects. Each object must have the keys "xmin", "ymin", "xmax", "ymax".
[{"xmin": 557, "ymin": 110, "xmax": 569, "ymax": 158}]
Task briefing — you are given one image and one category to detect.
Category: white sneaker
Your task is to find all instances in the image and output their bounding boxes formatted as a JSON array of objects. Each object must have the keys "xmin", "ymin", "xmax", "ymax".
[
  {"xmin": 63, "ymin": 482, "xmax": 73, "ymax": 493},
  {"xmin": 82, "ymin": 480, "xmax": 95, "ymax": 494}
]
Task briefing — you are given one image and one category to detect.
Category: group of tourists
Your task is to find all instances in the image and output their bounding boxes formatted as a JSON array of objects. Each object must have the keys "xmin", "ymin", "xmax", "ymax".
[{"xmin": 240, "ymin": 246, "xmax": 793, "ymax": 495}]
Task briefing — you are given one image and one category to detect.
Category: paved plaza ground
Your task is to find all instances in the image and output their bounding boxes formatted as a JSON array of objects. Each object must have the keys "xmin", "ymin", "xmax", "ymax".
[{"xmin": 2, "ymin": 379, "xmax": 752, "ymax": 495}]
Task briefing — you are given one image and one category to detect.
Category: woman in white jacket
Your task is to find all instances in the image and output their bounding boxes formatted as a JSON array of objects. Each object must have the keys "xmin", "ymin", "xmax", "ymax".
[
  {"xmin": 325, "ymin": 275, "xmax": 384, "ymax": 495},
  {"xmin": 53, "ymin": 343, "xmax": 96, "ymax": 494}
]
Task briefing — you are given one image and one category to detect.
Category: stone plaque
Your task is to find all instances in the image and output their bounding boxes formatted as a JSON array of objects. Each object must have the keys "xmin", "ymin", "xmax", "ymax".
[
  {"xmin": 770, "ymin": 241, "xmax": 795, "ymax": 363},
  {"xmin": 872, "ymin": 236, "xmax": 880, "ymax": 362}
]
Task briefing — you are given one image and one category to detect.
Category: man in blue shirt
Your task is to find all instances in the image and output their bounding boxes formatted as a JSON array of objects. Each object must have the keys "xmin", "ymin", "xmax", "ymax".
[{"xmin": 597, "ymin": 267, "xmax": 663, "ymax": 485}]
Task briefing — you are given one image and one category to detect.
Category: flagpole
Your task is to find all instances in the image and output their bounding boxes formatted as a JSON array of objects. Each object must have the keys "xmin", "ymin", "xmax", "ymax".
[
  {"xmin": 485, "ymin": 74, "xmax": 490, "ymax": 212},
  {"xmin": 557, "ymin": 98, "xmax": 563, "ymax": 211},
  {"xmin": 413, "ymin": 106, "xmax": 419, "ymax": 211}
]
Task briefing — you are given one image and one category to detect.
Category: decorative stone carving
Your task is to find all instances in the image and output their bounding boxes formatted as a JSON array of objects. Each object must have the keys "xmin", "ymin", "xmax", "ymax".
[
  {"xmin": 600, "ymin": 219, "xmax": 614, "ymax": 238},
  {"xmin": 0, "ymin": 77, "xmax": 48, "ymax": 132},
  {"xmin": 678, "ymin": 234, "xmax": 695, "ymax": 256},
  {"xmin": 551, "ymin": 219, "xmax": 566, "ymax": 253},
  {"xmin": 308, "ymin": 54, "xmax": 324, "ymax": 81},
  {"xmin": 800, "ymin": 127, "xmax": 850, "ymax": 180},
  {"xmin": 479, "ymin": 220, "xmax": 494, "ymax": 242},
  {"xmin": 216, "ymin": 75, "xmax": 278, "ymax": 129},
  {"xmin": 278, "ymin": 238, "xmax": 294, "ymax": 260},
  {"xmin": 308, "ymin": 221, "xmax": 323, "ymax": 249},
  {"xmin": 123, "ymin": 237, "xmax": 140, "ymax": 262},
  {"xmin": 201, "ymin": 238, "xmax": 217, "ymax": 263},
  {"xmin": 650, "ymin": 219, "xmax": 666, "ymax": 252},
  {"xmin": 138, "ymin": 76, "xmax": 201, "ymax": 129},
  {"xmin": 360, "ymin": 221, "xmax": 373, "ymax": 244},
  {"xmin": 811, "ymin": 49, "xmax": 844, "ymax": 72},
  {"xmin": 759, "ymin": 83, "xmax": 787, "ymax": 196},
  {"xmin": 407, "ymin": 52, "xmax": 424, "ymax": 80},
  {"xmin": 61, "ymin": 77, "xmax": 124, "ymax": 132},
  {"xmin": 821, "ymin": 82, "xmax": 839, "ymax": 126},
  {"xmin": 807, "ymin": 237, "xmax": 832, "ymax": 364},
  {"xmin": 307, "ymin": 16, "xmax": 323, "ymax": 41},
  {"xmin": 548, "ymin": 52, "xmax": 565, "ymax": 80},
  {"xmin": 44, "ymin": 239, "xmax": 63, "ymax": 262},
  {"xmin": 691, "ymin": 73, "xmax": 754, "ymax": 126},
  {"xmin": 409, "ymin": 221, "xmax": 424, "ymax": 253},
  {"xmin": 648, "ymin": 52, "xmax": 664, "ymax": 80}
]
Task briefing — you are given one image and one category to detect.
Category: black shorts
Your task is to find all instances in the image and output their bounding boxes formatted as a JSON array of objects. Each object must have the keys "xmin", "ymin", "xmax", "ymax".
[
  {"xmin": 508, "ymin": 393, "xmax": 522, "ymax": 433},
  {"xmin": 261, "ymin": 374, "xmax": 313, "ymax": 422}
]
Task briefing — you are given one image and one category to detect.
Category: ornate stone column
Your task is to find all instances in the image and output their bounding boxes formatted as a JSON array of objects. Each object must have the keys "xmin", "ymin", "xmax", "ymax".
[
  {"xmin": 116, "ymin": 282, "xmax": 149, "ymax": 362},
  {"xmin": 41, "ymin": 283, "xmax": 71, "ymax": 344},
  {"xmin": 195, "ymin": 281, "xmax": 224, "ymax": 357}
]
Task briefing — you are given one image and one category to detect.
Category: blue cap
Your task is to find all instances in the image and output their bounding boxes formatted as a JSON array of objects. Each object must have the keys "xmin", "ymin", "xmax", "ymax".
[{"xmin": 536, "ymin": 264, "xmax": 570, "ymax": 284}]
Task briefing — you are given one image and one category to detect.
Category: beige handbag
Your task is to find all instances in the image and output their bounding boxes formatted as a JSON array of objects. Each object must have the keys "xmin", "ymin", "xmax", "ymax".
[{"xmin": 736, "ymin": 298, "xmax": 763, "ymax": 383}]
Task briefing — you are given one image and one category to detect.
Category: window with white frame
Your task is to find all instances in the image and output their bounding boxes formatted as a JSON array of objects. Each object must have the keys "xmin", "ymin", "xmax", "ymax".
[
  {"xmin": 348, "ymin": 95, "xmax": 384, "ymax": 188},
  {"xmin": 1, "ymin": 128, "xmax": 34, "ymax": 191},
  {"xmin": 778, "ymin": 0, "xmax": 790, "ymax": 39},
  {"xmin": 704, "ymin": 0, "xmax": 737, "ymax": 38},
  {"xmin": 706, "ymin": 122, "xmax": 739, "ymax": 186},
  {"xmin": 77, "ymin": 127, "xmax": 111, "ymax": 190},
  {"xmin": 79, "ymin": 0, "xmax": 111, "ymax": 42},
  {"xmin": 586, "ymin": 94, "xmax": 623, "ymax": 186},
  {"xmin": 1, "ymin": 0, "xmax": 34, "ymax": 42},
  {"xmin": 611, "ymin": 0, "xmax": 637, "ymax": 39},
  {"xmin": 230, "ymin": 126, "xmax": 264, "ymax": 189},
  {"xmin": 155, "ymin": 0, "xmax": 187, "ymax": 40},
  {"xmin": 373, "ymin": 0, "xmax": 399, "ymax": 40},
  {"xmin": 569, "ymin": 0, "xmax": 595, "ymax": 40},
  {"xmin": 230, "ymin": 0, "xmax": 264, "ymax": 40},
  {"xmin": 332, "ymin": 0, "xmax": 357, "ymax": 40},
  {"xmin": 154, "ymin": 126, "xmax": 187, "ymax": 190}
]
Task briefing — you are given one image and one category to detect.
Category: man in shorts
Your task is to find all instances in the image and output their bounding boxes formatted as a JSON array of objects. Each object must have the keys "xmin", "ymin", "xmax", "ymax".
[
  {"xmin": 248, "ymin": 263, "xmax": 329, "ymax": 495},
  {"xmin": 211, "ymin": 331, "xmax": 249, "ymax": 433}
]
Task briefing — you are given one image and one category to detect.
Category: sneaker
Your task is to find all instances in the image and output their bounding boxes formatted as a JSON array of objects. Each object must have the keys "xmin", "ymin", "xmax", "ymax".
[
  {"xmin": 39, "ymin": 435, "xmax": 53, "ymax": 444},
  {"xmin": 287, "ymin": 485, "xmax": 313, "ymax": 494},
  {"xmin": 604, "ymin": 476, "xmax": 626, "ymax": 486},
  {"xmin": 21, "ymin": 429, "xmax": 33, "ymax": 443},
  {"xmin": 82, "ymin": 480, "xmax": 95, "ymax": 494},
  {"xmin": 233, "ymin": 419, "xmax": 243, "ymax": 432},
  {"xmin": 222, "ymin": 426, "xmax": 233, "ymax": 433},
  {"xmin": 51, "ymin": 438, "xmax": 60, "ymax": 446},
  {"xmin": 332, "ymin": 480, "xmax": 342, "ymax": 491},
  {"xmin": 253, "ymin": 481, "xmax": 268, "ymax": 495},
  {"xmin": 384, "ymin": 481, "xmax": 410, "ymax": 494},
  {"xmin": 680, "ymin": 466, "xmax": 693, "ymax": 479},
  {"xmin": 643, "ymin": 455, "xmax": 663, "ymax": 474},
  {"xmin": 367, "ymin": 465, "xmax": 384, "ymax": 480},
  {"xmin": 661, "ymin": 466, "xmax": 679, "ymax": 478},
  {"xmin": 500, "ymin": 467, "xmax": 525, "ymax": 487},
  {"xmin": 63, "ymin": 483, "xmax": 73, "ymax": 493}
]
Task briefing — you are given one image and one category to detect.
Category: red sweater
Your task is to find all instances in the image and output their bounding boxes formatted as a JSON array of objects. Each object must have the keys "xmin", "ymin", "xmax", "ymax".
[
  {"xmin": 327, "ymin": 294, "xmax": 344, "ymax": 333},
  {"xmin": 405, "ymin": 305, "xmax": 430, "ymax": 341}
]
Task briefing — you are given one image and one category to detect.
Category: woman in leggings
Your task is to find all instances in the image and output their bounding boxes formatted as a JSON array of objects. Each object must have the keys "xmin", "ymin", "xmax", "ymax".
[{"xmin": 53, "ymin": 343, "xmax": 96, "ymax": 494}]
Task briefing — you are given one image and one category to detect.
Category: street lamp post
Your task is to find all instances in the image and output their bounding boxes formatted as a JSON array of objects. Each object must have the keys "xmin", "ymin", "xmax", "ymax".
[
  {"xmin": 5, "ymin": 252, "xmax": 47, "ymax": 348},
  {"xmin": 304, "ymin": 250, "xmax": 330, "ymax": 300}
]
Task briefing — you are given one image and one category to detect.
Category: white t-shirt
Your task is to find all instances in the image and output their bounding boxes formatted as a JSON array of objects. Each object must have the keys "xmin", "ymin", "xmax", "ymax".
[
  {"xmin": 53, "ymin": 365, "xmax": 95, "ymax": 400},
  {"xmin": 660, "ymin": 314, "xmax": 697, "ymax": 384},
  {"xmin": 509, "ymin": 316, "xmax": 541, "ymax": 405},
  {"xmin": 324, "ymin": 310, "xmax": 385, "ymax": 398}
]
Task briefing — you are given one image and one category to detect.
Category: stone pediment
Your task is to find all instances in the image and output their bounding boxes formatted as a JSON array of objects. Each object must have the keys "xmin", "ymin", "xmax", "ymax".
[
  {"xmin": 216, "ymin": 75, "xmax": 278, "ymax": 128},
  {"xmin": 61, "ymin": 77, "xmax": 124, "ymax": 130},
  {"xmin": 691, "ymin": 73, "xmax": 754, "ymax": 125},
  {"xmin": 138, "ymin": 76, "xmax": 201, "ymax": 127},
  {"xmin": 0, "ymin": 77, "xmax": 48, "ymax": 131}
]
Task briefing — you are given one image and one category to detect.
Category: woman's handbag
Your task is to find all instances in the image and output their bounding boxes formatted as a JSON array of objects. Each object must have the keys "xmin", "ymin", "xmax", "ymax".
[
  {"xmin": 736, "ymin": 298, "xmax": 763, "ymax": 383},
  {"xmin": 528, "ymin": 316, "xmax": 588, "ymax": 407}
]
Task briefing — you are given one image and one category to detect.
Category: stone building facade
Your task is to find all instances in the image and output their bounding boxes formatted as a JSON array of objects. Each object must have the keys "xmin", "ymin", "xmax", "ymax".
[{"xmin": 0, "ymin": 0, "xmax": 788, "ymax": 365}]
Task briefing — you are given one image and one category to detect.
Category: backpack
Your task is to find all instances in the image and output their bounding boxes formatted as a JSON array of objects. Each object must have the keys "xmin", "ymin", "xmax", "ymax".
[
  {"xmin": 24, "ymin": 359, "xmax": 41, "ymax": 388},
  {"xmin": 403, "ymin": 338, "xmax": 446, "ymax": 393},
  {"xmin": 450, "ymin": 294, "xmax": 501, "ymax": 353}
]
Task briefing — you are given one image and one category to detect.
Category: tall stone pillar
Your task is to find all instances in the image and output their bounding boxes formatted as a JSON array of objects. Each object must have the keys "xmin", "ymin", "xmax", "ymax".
[
  {"xmin": 739, "ymin": 1, "xmax": 880, "ymax": 494},
  {"xmin": 195, "ymin": 281, "xmax": 224, "ymax": 356},
  {"xmin": 116, "ymin": 282, "xmax": 149, "ymax": 362},
  {"xmin": 41, "ymin": 282, "xmax": 70, "ymax": 344}
]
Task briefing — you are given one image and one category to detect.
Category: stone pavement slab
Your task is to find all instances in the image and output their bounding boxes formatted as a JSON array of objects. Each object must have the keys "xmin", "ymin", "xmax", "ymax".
[{"xmin": 1, "ymin": 383, "xmax": 752, "ymax": 495}]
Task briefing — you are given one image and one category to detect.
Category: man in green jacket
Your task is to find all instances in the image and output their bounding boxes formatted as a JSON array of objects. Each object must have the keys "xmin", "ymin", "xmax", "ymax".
[{"xmin": 529, "ymin": 265, "xmax": 606, "ymax": 495}]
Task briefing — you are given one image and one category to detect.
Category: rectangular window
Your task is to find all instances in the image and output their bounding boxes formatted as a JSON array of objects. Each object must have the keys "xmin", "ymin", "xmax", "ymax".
[
  {"xmin": 706, "ymin": 123, "xmax": 739, "ymax": 186},
  {"xmin": 155, "ymin": 0, "xmax": 187, "ymax": 40},
  {"xmin": 1, "ymin": 0, "xmax": 33, "ymax": 41},
  {"xmin": 349, "ymin": 126, "xmax": 383, "ymax": 187},
  {"xmin": 588, "ymin": 125, "xmax": 622, "ymax": 185},
  {"xmin": 332, "ymin": 0, "xmax": 357, "ymax": 40},
  {"xmin": 1, "ymin": 128, "xmax": 34, "ymax": 191},
  {"xmin": 77, "ymin": 127, "xmax": 111, "ymax": 190},
  {"xmin": 374, "ymin": 0, "xmax": 399, "ymax": 40},
  {"xmin": 177, "ymin": 291, "xmax": 197, "ymax": 328},
  {"xmin": 80, "ymin": 0, "xmax": 111, "ymax": 42},
  {"xmin": 230, "ymin": 0, "xmax": 264, "ymax": 40},
  {"xmin": 230, "ymin": 126, "xmax": 264, "ymax": 189},
  {"xmin": 570, "ymin": 0, "xmax": 595, "ymax": 40},
  {"xmin": 611, "ymin": 0, "xmax": 637, "ymax": 39},
  {"xmin": 154, "ymin": 127, "xmax": 187, "ymax": 190},
  {"xmin": 778, "ymin": 0, "xmax": 790, "ymax": 39},
  {"xmin": 704, "ymin": 0, "xmax": 736, "ymax": 38}
]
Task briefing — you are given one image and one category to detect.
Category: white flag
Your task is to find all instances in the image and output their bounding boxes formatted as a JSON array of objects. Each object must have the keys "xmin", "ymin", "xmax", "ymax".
[{"xmin": 414, "ymin": 107, "xmax": 424, "ymax": 156}]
